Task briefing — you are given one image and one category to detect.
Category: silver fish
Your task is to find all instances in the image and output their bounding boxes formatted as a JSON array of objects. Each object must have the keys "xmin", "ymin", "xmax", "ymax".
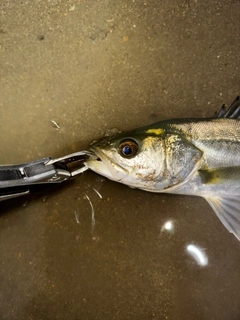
[{"xmin": 86, "ymin": 96, "xmax": 240, "ymax": 240}]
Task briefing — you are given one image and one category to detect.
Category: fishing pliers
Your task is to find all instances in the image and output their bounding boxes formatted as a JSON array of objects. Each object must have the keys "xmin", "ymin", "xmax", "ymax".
[{"xmin": 0, "ymin": 151, "xmax": 95, "ymax": 201}]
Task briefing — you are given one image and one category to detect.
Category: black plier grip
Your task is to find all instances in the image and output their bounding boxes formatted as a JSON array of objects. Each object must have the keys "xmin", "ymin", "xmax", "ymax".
[{"xmin": 0, "ymin": 151, "xmax": 95, "ymax": 201}]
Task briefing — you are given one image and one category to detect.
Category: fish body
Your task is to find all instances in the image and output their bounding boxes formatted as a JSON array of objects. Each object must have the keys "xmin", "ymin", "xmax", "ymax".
[{"xmin": 86, "ymin": 97, "xmax": 240, "ymax": 240}]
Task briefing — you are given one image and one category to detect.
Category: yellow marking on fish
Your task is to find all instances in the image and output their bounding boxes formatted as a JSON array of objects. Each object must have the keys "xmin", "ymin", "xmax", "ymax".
[
  {"xmin": 146, "ymin": 128, "xmax": 164, "ymax": 135},
  {"xmin": 143, "ymin": 136, "xmax": 157, "ymax": 147},
  {"xmin": 199, "ymin": 169, "xmax": 225, "ymax": 185}
]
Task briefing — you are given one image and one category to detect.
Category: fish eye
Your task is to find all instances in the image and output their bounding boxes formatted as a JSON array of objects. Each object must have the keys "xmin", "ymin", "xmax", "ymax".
[{"xmin": 119, "ymin": 139, "xmax": 138, "ymax": 158}]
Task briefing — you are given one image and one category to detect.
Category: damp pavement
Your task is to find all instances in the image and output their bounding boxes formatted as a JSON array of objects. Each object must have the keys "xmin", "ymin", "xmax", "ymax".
[{"xmin": 0, "ymin": 1, "xmax": 240, "ymax": 319}]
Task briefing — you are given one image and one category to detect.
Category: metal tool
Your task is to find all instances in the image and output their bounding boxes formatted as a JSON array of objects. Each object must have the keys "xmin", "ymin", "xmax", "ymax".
[{"xmin": 0, "ymin": 151, "xmax": 96, "ymax": 201}]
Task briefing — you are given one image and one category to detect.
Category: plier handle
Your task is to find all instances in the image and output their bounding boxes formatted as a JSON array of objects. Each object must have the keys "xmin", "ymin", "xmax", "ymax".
[{"xmin": 0, "ymin": 151, "xmax": 95, "ymax": 201}]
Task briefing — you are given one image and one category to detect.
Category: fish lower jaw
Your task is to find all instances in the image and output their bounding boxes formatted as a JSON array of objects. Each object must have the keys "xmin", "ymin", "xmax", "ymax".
[
  {"xmin": 85, "ymin": 159, "xmax": 128, "ymax": 181},
  {"xmin": 85, "ymin": 160, "xmax": 112, "ymax": 178}
]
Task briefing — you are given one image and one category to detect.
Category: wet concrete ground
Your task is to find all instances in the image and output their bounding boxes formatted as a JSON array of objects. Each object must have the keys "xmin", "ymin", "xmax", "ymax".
[{"xmin": 1, "ymin": 0, "xmax": 240, "ymax": 319}]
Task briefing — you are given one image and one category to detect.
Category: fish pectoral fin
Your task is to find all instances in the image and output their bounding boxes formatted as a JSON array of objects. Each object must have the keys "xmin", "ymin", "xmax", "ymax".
[{"xmin": 205, "ymin": 196, "xmax": 240, "ymax": 240}]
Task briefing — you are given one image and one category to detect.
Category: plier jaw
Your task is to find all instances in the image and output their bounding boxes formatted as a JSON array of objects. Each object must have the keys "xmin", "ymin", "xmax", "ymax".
[
  {"xmin": 45, "ymin": 151, "xmax": 96, "ymax": 177},
  {"xmin": 0, "ymin": 151, "xmax": 96, "ymax": 201}
]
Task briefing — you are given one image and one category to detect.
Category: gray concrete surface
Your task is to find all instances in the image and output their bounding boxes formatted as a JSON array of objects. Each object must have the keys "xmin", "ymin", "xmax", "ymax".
[{"xmin": 0, "ymin": 0, "xmax": 240, "ymax": 319}]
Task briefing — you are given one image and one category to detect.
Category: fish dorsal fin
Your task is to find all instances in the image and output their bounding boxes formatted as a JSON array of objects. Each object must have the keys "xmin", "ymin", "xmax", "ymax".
[
  {"xmin": 205, "ymin": 195, "xmax": 240, "ymax": 240},
  {"xmin": 214, "ymin": 96, "xmax": 240, "ymax": 119}
]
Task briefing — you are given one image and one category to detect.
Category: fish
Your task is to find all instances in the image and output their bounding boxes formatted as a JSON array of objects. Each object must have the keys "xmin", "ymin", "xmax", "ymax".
[{"xmin": 85, "ymin": 96, "xmax": 240, "ymax": 240}]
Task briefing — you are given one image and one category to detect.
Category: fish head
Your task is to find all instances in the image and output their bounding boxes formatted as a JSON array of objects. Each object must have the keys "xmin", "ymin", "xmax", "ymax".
[{"xmin": 86, "ymin": 126, "xmax": 203, "ymax": 191}]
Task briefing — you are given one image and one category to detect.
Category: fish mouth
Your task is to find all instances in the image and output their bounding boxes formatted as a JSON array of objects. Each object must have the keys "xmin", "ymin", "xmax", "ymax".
[{"xmin": 85, "ymin": 147, "xmax": 129, "ymax": 181}]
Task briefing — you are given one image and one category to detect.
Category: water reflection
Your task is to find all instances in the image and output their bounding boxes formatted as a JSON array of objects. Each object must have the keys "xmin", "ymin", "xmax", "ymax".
[
  {"xmin": 161, "ymin": 219, "xmax": 174, "ymax": 233},
  {"xmin": 186, "ymin": 244, "xmax": 208, "ymax": 267}
]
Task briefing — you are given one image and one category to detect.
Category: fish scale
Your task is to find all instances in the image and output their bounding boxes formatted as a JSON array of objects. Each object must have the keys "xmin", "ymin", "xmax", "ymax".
[{"xmin": 170, "ymin": 120, "xmax": 240, "ymax": 168}]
